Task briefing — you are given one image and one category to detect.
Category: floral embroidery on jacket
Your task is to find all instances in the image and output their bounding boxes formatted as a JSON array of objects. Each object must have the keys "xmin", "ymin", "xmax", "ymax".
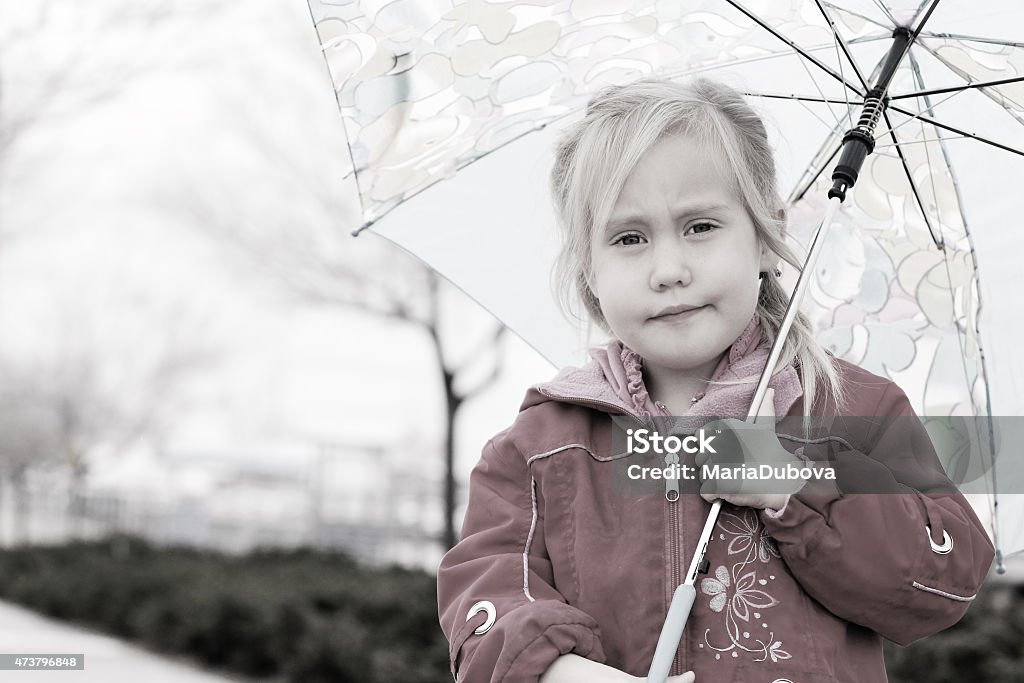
[
  {"xmin": 719, "ymin": 507, "xmax": 781, "ymax": 564},
  {"xmin": 699, "ymin": 509, "xmax": 790, "ymax": 664}
]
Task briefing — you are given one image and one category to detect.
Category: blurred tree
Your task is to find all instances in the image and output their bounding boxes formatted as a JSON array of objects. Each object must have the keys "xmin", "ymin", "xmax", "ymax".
[
  {"xmin": 0, "ymin": 292, "xmax": 219, "ymax": 544},
  {"xmin": 2, "ymin": 3, "xmax": 155, "ymax": 182},
  {"xmin": 159, "ymin": 4, "xmax": 506, "ymax": 552},
  {"xmin": 0, "ymin": 374, "xmax": 62, "ymax": 542},
  {"xmin": 0, "ymin": 1, "xmax": 233, "ymax": 544}
]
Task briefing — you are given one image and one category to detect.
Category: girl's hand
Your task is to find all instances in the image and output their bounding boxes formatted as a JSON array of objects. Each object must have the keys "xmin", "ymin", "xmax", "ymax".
[
  {"xmin": 538, "ymin": 654, "xmax": 651, "ymax": 682},
  {"xmin": 539, "ymin": 654, "xmax": 695, "ymax": 682},
  {"xmin": 695, "ymin": 388, "xmax": 806, "ymax": 511}
]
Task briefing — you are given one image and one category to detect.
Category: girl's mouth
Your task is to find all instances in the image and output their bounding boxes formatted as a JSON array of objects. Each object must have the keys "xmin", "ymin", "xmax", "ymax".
[{"xmin": 650, "ymin": 306, "xmax": 707, "ymax": 323}]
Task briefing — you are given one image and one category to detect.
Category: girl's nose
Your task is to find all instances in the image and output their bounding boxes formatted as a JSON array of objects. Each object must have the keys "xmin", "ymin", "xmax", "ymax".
[{"xmin": 649, "ymin": 242, "xmax": 693, "ymax": 289}]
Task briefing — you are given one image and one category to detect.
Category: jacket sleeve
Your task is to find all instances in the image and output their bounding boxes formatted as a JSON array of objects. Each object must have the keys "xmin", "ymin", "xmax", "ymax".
[
  {"xmin": 437, "ymin": 430, "xmax": 606, "ymax": 683},
  {"xmin": 760, "ymin": 382, "xmax": 995, "ymax": 646}
]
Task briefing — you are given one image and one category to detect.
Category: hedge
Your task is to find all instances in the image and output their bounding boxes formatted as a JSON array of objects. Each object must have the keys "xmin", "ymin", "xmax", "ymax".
[{"xmin": 0, "ymin": 536, "xmax": 448, "ymax": 682}]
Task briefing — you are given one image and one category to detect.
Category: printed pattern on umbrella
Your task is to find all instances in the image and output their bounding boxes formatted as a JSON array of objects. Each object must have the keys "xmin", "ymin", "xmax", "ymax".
[{"xmin": 306, "ymin": 0, "xmax": 884, "ymax": 225}]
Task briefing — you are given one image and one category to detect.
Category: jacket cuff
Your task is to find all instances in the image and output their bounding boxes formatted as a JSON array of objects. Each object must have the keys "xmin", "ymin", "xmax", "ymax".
[
  {"xmin": 453, "ymin": 600, "xmax": 605, "ymax": 683},
  {"xmin": 758, "ymin": 476, "xmax": 841, "ymax": 533}
]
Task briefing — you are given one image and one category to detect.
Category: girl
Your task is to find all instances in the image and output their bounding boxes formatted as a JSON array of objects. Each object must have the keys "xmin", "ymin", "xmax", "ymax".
[{"xmin": 437, "ymin": 78, "xmax": 994, "ymax": 683}]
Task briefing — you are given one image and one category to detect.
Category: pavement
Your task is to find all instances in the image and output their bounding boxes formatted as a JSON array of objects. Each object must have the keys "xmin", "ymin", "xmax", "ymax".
[{"xmin": 0, "ymin": 600, "xmax": 248, "ymax": 682}]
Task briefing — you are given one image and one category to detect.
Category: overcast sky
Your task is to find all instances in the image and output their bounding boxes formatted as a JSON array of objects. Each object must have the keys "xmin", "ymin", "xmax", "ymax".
[{"xmin": 0, "ymin": 0, "xmax": 557, "ymax": 508}]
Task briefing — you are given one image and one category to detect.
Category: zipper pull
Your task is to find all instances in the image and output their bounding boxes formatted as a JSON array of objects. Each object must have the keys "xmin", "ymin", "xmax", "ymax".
[{"xmin": 664, "ymin": 452, "xmax": 679, "ymax": 502}]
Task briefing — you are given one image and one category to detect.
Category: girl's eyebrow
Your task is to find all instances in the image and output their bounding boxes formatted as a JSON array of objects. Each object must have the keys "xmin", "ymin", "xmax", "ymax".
[{"xmin": 604, "ymin": 202, "xmax": 732, "ymax": 232}]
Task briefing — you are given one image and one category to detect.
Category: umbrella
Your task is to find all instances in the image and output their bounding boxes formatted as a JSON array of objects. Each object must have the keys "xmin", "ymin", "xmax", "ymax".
[{"xmin": 306, "ymin": 0, "xmax": 1024, "ymax": 671}]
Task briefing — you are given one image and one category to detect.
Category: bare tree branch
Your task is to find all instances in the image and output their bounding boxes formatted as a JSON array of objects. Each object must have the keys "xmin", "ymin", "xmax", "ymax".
[{"xmin": 0, "ymin": 0, "xmax": 236, "ymax": 182}]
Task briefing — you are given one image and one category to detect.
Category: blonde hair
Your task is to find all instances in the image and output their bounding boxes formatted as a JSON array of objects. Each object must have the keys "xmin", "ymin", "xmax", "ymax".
[{"xmin": 549, "ymin": 77, "xmax": 845, "ymax": 414}]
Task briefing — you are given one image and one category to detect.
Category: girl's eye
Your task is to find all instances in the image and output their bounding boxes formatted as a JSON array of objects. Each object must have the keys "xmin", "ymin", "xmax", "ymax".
[
  {"xmin": 686, "ymin": 222, "xmax": 718, "ymax": 236},
  {"xmin": 613, "ymin": 232, "xmax": 645, "ymax": 246}
]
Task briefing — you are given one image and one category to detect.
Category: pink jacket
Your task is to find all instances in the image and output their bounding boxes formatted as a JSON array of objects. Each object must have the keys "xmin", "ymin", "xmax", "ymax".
[{"xmin": 437, "ymin": 348, "xmax": 994, "ymax": 683}]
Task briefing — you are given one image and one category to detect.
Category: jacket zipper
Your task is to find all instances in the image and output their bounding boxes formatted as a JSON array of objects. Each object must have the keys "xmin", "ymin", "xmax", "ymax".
[{"xmin": 666, "ymin": 451, "xmax": 683, "ymax": 677}]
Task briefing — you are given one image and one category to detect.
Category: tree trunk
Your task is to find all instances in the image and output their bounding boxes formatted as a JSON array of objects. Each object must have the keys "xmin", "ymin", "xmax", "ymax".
[
  {"xmin": 442, "ymin": 366, "xmax": 460, "ymax": 551},
  {"xmin": 11, "ymin": 465, "xmax": 27, "ymax": 545}
]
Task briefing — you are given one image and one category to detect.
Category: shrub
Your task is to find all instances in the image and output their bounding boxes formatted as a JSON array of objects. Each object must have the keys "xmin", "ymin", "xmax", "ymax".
[{"xmin": 0, "ymin": 537, "xmax": 449, "ymax": 682}]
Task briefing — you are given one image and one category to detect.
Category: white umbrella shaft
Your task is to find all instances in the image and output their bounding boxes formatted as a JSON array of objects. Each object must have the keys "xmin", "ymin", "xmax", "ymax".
[{"xmin": 645, "ymin": 196, "xmax": 844, "ymax": 682}]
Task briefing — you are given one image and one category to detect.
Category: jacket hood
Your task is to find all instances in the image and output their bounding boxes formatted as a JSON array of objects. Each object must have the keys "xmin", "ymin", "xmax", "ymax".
[{"xmin": 523, "ymin": 341, "xmax": 639, "ymax": 416}]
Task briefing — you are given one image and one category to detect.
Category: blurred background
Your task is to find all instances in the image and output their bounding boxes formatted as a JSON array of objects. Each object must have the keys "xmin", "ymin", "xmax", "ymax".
[
  {"xmin": 0, "ymin": 1, "xmax": 1020, "ymax": 681},
  {"xmin": 0, "ymin": 0, "xmax": 558, "ymax": 568}
]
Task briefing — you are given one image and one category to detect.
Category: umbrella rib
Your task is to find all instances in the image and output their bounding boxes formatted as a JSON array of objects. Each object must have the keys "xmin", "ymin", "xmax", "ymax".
[
  {"xmin": 722, "ymin": 0, "xmax": 865, "ymax": 97},
  {"xmin": 821, "ymin": 2, "xmax": 893, "ymax": 31},
  {"xmin": 796, "ymin": 50, "xmax": 846, "ymax": 128},
  {"xmin": 874, "ymin": 87, "xmax": 973, "ymax": 141},
  {"xmin": 918, "ymin": 116, "xmax": 944, "ymax": 249},
  {"xmin": 910, "ymin": 0, "xmax": 931, "ymax": 28},
  {"xmin": 748, "ymin": 92, "xmax": 865, "ymax": 106},
  {"xmin": 880, "ymin": 109, "xmax": 944, "ymax": 249},
  {"xmin": 909, "ymin": 0, "xmax": 942, "ymax": 42},
  {"xmin": 799, "ymin": 97, "xmax": 846, "ymax": 133},
  {"xmin": 913, "ymin": 42, "xmax": 1024, "ymax": 128},
  {"xmin": 874, "ymin": 136, "xmax": 969, "ymax": 149},
  {"xmin": 868, "ymin": 0, "xmax": 899, "ymax": 26},
  {"xmin": 845, "ymin": 34, "xmax": 894, "ymax": 47},
  {"xmin": 811, "ymin": 0, "xmax": 860, "ymax": 127},
  {"xmin": 886, "ymin": 104, "xmax": 1024, "ymax": 158},
  {"xmin": 919, "ymin": 31, "xmax": 1024, "ymax": 49},
  {"xmin": 890, "ymin": 75, "xmax": 1024, "ymax": 100}
]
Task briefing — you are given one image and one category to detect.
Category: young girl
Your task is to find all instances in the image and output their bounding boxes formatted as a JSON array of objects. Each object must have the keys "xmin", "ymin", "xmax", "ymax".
[{"xmin": 437, "ymin": 78, "xmax": 994, "ymax": 683}]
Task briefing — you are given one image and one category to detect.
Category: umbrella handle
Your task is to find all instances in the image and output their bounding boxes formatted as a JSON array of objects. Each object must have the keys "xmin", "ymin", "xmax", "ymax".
[{"xmin": 645, "ymin": 583, "xmax": 696, "ymax": 683}]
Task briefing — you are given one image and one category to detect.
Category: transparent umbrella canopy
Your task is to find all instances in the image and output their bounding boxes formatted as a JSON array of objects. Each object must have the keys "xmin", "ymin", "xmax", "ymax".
[{"xmin": 306, "ymin": 0, "xmax": 1024, "ymax": 623}]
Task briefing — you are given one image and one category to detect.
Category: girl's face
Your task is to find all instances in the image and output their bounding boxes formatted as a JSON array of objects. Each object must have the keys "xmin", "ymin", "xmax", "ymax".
[{"xmin": 590, "ymin": 132, "xmax": 777, "ymax": 378}]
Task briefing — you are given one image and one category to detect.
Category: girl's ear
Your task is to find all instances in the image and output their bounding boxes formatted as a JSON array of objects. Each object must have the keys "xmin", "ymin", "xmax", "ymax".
[
  {"xmin": 758, "ymin": 236, "xmax": 783, "ymax": 272},
  {"xmin": 758, "ymin": 208, "xmax": 787, "ymax": 271},
  {"xmin": 759, "ymin": 249, "xmax": 780, "ymax": 273}
]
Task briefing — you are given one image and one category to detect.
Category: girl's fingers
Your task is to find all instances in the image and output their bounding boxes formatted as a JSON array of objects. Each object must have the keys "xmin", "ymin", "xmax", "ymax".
[{"xmin": 666, "ymin": 672, "xmax": 696, "ymax": 683}]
